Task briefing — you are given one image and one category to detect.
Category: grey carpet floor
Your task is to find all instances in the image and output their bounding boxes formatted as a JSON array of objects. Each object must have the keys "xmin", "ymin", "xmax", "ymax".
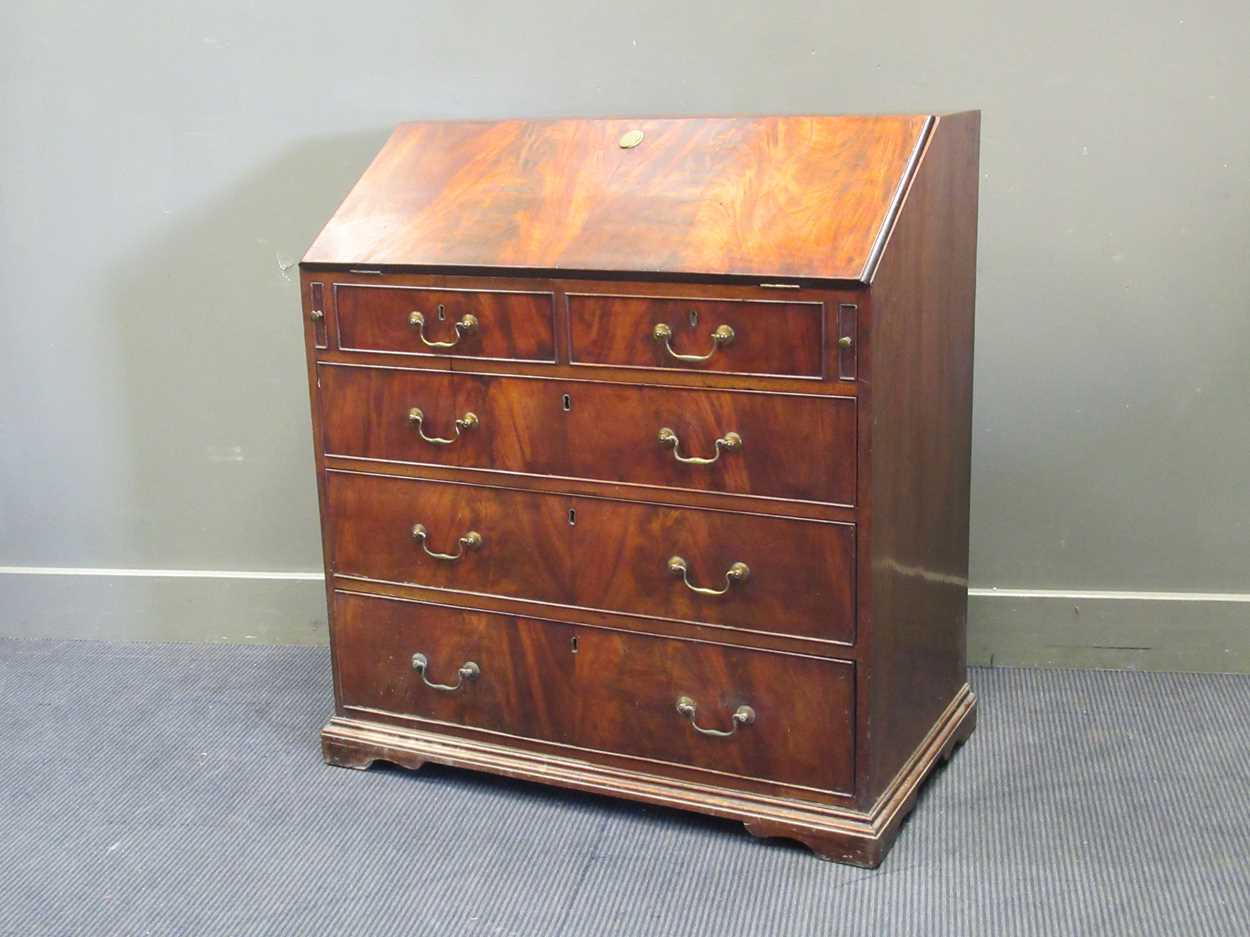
[{"xmin": 1, "ymin": 639, "xmax": 1247, "ymax": 937}]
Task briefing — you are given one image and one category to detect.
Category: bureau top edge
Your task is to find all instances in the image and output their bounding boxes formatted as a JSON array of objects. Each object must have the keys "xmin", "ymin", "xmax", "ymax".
[{"xmin": 297, "ymin": 262, "xmax": 871, "ymax": 292}]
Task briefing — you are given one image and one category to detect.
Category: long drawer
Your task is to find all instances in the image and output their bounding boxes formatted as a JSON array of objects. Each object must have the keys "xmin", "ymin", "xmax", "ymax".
[
  {"xmin": 326, "ymin": 472, "xmax": 855, "ymax": 643},
  {"xmin": 333, "ymin": 592, "xmax": 855, "ymax": 793},
  {"xmin": 318, "ymin": 365, "xmax": 857, "ymax": 506}
]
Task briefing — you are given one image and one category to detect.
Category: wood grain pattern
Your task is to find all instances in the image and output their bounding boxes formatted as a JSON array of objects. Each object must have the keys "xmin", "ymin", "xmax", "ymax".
[
  {"xmin": 327, "ymin": 470, "xmax": 856, "ymax": 642},
  {"xmin": 322, "ymin": 454, "xmax": 857, "ymax": 524},
  {"xmin": 570, "ymin": 495, "xmax": 855, "ymax": 642},
  {"xmin": 335, "ymin": 282, "xmax": 555, "ymax": 362},
  {"xmin": 567, "ymin": 293, "xmax": 824, "ymax": 377},
  {"xmin": 328, "ymin": 591, "xmax": 861, "ymax": 804},
  {"xmin": 317, "ymin": 365, "xmax": 857, "ymax": 505},
  {"xmin": 322, "ymin": 681, "xmax": 973, "ymax": 868},
  {"xmin": 318, "ymin": 271, "xmax": 863, "ymax": 396},
  {"xmin": 303, "ymin": 111, "xmax": 982, "ymax": 867},
  {"xmin": 333, "ymin": 592, "xmax": 855, "ymax": 792},
  {"xmin": 326, "ymin": 471, "xmax": 572, "ymax": 605},
  {"xmin": 570, "ymin": 624, "xmax": 855, "ymax": 792},
  {"xmin": 303, "ymin": 115, "xmax": 931, "ymax": 282},
  {"xmin": 862, "ymin": 112, "xmax": 980, "ymax": 796},
  {"xmin": 330, "ymin": 576, "xmax": 854, "ymax": 661},
  {"xmin": 334, "ymin": 591, "xmax": 574, "ymax": 742}
]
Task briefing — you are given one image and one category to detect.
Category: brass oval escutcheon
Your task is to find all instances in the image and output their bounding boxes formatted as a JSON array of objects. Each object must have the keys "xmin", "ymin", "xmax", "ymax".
[{"xmin": 619, "ymin": 129, "xmax": 644, "ymax": 149}]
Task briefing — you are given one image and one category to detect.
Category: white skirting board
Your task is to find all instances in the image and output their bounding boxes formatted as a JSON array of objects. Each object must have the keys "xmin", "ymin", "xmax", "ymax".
[
  {"xmin": 966, "ymin": 587, "xmax": 1249, "ymax": 672},
  {"xmin": 1, "ymin": 568, "xmax": 1247, "ymax": 672},
  {"xmin": 0, "ymin": 567, "xmax": 328, "ymax": 646}
]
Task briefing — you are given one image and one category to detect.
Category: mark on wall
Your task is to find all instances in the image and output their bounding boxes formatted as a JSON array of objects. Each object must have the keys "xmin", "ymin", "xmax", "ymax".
[{"xmin": 207, "ymin": 445, "xmax": 245, "ymax": 463}]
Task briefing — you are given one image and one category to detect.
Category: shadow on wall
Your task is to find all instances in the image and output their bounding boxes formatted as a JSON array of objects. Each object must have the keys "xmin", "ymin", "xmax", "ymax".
[{"xmin": 100, "ymin": 129, "xmax": 390, "ymax": 642}]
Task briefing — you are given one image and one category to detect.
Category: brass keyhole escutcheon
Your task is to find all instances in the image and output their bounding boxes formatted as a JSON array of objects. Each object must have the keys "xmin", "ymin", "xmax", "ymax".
[{"xmin": 619, "ymin": 129, "xmax": 644, "ymax": 149}]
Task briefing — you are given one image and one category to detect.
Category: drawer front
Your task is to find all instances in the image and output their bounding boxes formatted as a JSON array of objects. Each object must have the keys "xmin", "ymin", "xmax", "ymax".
[
  {"xmin": 327, "ymin": 473, "xmax": 855, "ymax": 643},
  {"xmin": 319, "ymin": 365, "xmax": 856, "ymax": 505},
  {"xmin": 571, "ymin": 497, "xmax": 854, "ymax": 643},
  {"xmin": 334, "ymin": 593, "xmax": 574, "ymax": 743},
  {"xmin": 326, "ymin": 472, "xmax": 571, "ymax": 605},
  {"xmin": 571, "ymin": 624, "xmax": 855, "ymax": 793},
  {"xmin": 335, "ymin": 283, "xmax": 556, "ymax": 362},
  {"xmin": 568, "ymin": 293, "xmax": 824, "ymax": 378},
  {"xmin": 333, "ymin": 593, "xmax": 855, "ymax": 793}
]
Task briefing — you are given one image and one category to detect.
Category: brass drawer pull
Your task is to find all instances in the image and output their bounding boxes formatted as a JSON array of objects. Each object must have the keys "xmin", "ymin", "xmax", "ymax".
[
  {"xmin": 657, "ymin": 427, "xmax": 742, "ymax": 465},
  {"xmin": 411, "ymin": 524, "xmax": 483, "ymax": 561},
  {"xmin": 408, "ymin": 309, "xmax": 479, "ymax": 348},
  {"xmin": 652, "ymin": 322, "xmax": 734, "ymax": 362},
  {"xmin": 668, "ymin": 555, "xmax": 750, "ymax": 596},
  {"xmin": 411, "ymin": 652, "xmax": 480, "ymax": 692},
  {"xmin": 407, "ymin": 407, "xmax": 478, "ymax": 445},
  {"xmin": 675, "ymin": 696, "xmax": 755, "ymax": 737}
]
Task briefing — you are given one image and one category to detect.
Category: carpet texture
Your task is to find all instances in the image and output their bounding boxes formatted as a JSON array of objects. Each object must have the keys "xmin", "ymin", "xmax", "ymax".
[{"xmin": 1, "ymin": 638, "xmax": 1246, "ymax": 937}]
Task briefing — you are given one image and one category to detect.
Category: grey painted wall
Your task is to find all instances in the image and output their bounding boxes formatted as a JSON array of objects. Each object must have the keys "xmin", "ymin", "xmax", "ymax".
[{"xmin": 2, "ymin": 1, "xmax": 1248, "ymax": 669}]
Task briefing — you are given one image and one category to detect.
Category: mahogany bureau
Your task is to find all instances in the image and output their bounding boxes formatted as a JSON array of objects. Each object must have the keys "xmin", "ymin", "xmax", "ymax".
[{"xmin": 299, "ymin": 113, "xmax": 980, "ymax": 867}]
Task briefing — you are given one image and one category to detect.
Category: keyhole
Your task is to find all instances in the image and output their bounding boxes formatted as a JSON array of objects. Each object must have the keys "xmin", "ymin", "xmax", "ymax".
[
  {"xmin": 570, "ymin": 635, "xmax": 579, "ymax": 654},
  {"xmin": 562, "ymin": 393, "xmax": 572, "ymax": 412},
  {"xmin": 688, "ymin": 308, "xmax": 699, "ymax": 328},
  {"xmin": 568, "ymin": 508, "xmax": 576, "ymax": 526},
  {"xmin": 436, "ymin": 303, "xmax": 446, "ymax": 321}
]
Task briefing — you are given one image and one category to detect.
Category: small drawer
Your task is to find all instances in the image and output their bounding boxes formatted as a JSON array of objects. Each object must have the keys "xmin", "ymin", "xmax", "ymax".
[
  {"xmin": 335, "ymin": 283, "xmax": 556, "ymax": 362},
  {"xmin": 318, "ymin": 366, "xmax": 857, "ymax": 506},
  {"xmin": 333, "ymin": 593, "xmax": 856, "ymax": 793},
  {"xmin": 567, "ymin": 293, "xmax": 824, "ymax": 377}
]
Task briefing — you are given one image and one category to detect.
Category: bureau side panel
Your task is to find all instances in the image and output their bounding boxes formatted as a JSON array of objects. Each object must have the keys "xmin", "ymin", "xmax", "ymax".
[{"xmin": 863, "ymin": 112, "xmax": 980, "ymax": 798}]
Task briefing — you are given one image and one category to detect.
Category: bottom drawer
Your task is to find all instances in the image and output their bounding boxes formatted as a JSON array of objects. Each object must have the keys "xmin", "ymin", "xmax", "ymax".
[{"xmin": 333, "ymin": 592, "xmax": 855, "ymax": 793}]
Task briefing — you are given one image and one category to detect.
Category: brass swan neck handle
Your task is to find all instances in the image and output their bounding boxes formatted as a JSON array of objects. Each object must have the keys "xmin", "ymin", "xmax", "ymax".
[
  {"xmin": 675, "ymin": 696, "xmax": 755, "ymax": 737},
  {"xmin": 408, "ymin": 309, "xmax": 479, "ymax": 348},
  {"xmin": 411, "ymin": 653, "xmax": 479, "ymax": 692},
  {"xmin": 411, "ymin": 524, "xmax": 483, "ymax": 561},
  {"xmin": 408, "ymin": 407, "xmax": 478, "ymax": 445},
  {"xmin": 652, "ymin": 322, "xmax": 734, "ymax": 362},
  {"xmin": 667, "ymin": 555, "xmax": 750, "ymax": 596},
  {"xmin": 657, "ymin": 427, "xmax": 742, "ymax": 465}
]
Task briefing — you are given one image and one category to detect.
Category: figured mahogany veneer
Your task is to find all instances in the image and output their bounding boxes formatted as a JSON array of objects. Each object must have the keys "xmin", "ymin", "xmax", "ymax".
[
  {"xmin": 318, "ymin": 365, "xmax": 857, "ymax": 505},
  {"xmin": 301, "ymin": 113, "xmax": 981, "ymax": 867},
  {"xmin": 335, "ymin": 282, "xmax": 556, "ymax": 362},
  {"xmin": 302, "ymin": 115, "xmax": 931, "ymax": 281},
  {"xmin": 325, "ymin": 471, "xmax": 856, "ymax": 643},
  {"xmin": 567, "ymin": 293, "xmax": 825, "ymax": 378},
  {"xmin": 333, "ymin": 592, "xmax": 856, "ymax": 793}
]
